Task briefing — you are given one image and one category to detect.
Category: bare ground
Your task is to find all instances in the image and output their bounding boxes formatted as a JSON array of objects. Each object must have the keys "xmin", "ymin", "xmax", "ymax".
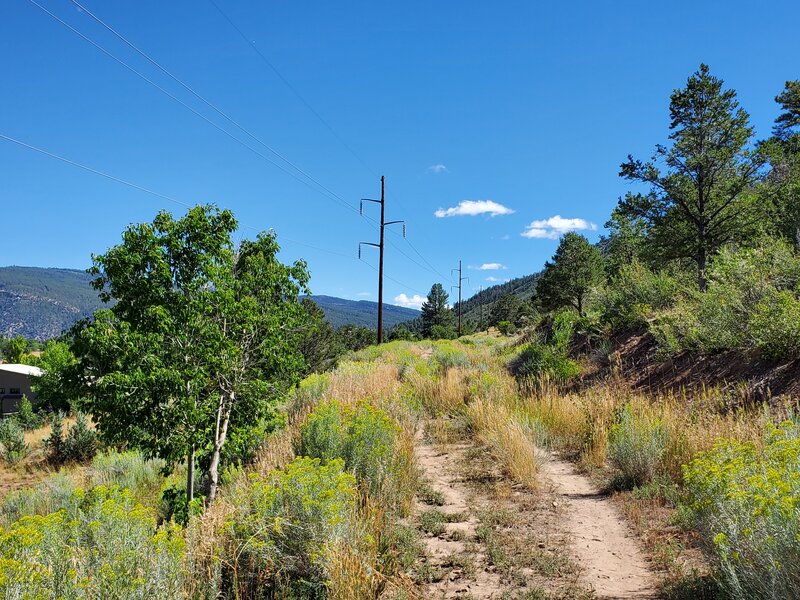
[{"xmin": 410, "ymin": 422, "xmax": 661, "ymax": 599}]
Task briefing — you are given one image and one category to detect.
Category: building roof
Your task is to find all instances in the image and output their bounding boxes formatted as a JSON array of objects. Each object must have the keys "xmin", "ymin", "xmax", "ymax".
[{"xmin": 0, "ymin": 364, "xmax": 44, "ymax": 377}]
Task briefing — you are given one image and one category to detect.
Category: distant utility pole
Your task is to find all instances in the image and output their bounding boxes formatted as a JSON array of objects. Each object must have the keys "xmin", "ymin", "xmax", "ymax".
[
  {"xmin": 451, "ymin": 260, "xmax": 468, "ymax": 336},
  {"xmin": 359, "ymin": 176, "xmax": 405, "ymax": 344}
]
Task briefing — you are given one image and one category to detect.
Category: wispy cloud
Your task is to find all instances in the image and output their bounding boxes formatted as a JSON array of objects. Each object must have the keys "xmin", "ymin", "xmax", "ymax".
[
  {"xmin": 394, "ymin": 293, "xmax": 425, "ymax": 310},
  {"xmin": 356, "ymin": 292, "xmax": 371, "ymax": 297},
  {"xmin": 521, "ymin": 215, "xmax": 597, "ymax": 239},
  {"xmin": 435, "ymin": 200, "xmax": 514, "ymax": 218},
  {"xmin": 427, "ymin": 163, "xmax": 449, "ymax": 174},
  {"xmin": 470, "ymin": 263, "xmax": 507, "ymax": 271},
  {"xmin": 485, "ymin": 276, "xmax": 509, "ymax": 283}
]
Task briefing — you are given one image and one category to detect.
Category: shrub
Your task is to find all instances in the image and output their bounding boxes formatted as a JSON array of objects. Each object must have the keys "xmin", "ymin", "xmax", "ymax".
[
  {"xmin": 607, "ymin": 404, "xmax": 669, "ymax": 488},
  {"xmin": 0, "ymin": 486, "xmax": 184, "ymax": 598},
  {"xmin": 89, "ymin": 450, "xmax": 166, "ymax": 505},
  {"xmin": 749, "ymin": 289, "xmax": 800, "ymax": 359},
  {"xmin": 15, "ymin": 396, "xmax": 43, "ymax": 431},
  {"xmin": 599, "ymin": 261, "xmax": 680, "ymax": 329},
  {"xmin": 299, "ymin": 400, "xmax": 412, "ymax": 513},
  {"xmin": 0, "ymin": 473, "xmax": 78, "ymax": 527},
  {"xmin": 513, "ymin": 343, "xmax": 580, "ymax": 386},
  {"xmin": 496, "ymin": 321, "xmax": 515, "ymax": 336},
  {"xmin": 44, "ymin": 411, "xmax": 65, "ymax": 462},
  {"xmin": 226, "ymin": 457, "xmax": 357, "ymax": 598},
  {"xmin": 429, "ymin": 324, "xmax": 457, "ymax": 340},
  {"xmin": 683, "ymin": 423, "xmax": 800, "ymax": 599},
  {"xmin": 62, "ymin": 412, "xmax": 98, "ymax": 462},
  {"xmin": 0, "ymin": 418, "xmax": 28, "ymax": 465}
]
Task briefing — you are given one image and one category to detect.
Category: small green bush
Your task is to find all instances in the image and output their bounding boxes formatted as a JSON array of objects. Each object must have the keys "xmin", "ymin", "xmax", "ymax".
[
  {"xmin": 89, "ymin": 450, "xmax": 166, "ymax": 506},
  {"xmin": 0, "ymin": 418, "xmax": 28, "ymax": 465},
  {"xmin": 513, "ymin": 343, "xmax": 580, "ymax": 385},
  {"xmin": 749, "ymin": 289, "xmax": 800, "ymax": 360},
  {"xmin": 0, "ymin": 486, "xmax": 184, "ymax": 598},
  {"xmin": 683, "ymin": 423, "xmax": 800, "ymax": 599},
  {"xmin": 62, "ymin": 412, "xmax": 98, "ymax": 463},
  {"xmin": 607, "ymin": 405, "xmax": 668, "ymax": 488},
  {"xmin": 227, "ymin": 456, "xmax": 357, "ymax": 598},
  {"xmin": 599, "ymin": 261, "xmax": 680, "ymax": 330},
  {"xmin": 432, "ymin": 346, "xmax": 470, "ymax": 372},
  {"xmin": 15, "ymin": 396, "xmax": 43, "ymax": 431}
]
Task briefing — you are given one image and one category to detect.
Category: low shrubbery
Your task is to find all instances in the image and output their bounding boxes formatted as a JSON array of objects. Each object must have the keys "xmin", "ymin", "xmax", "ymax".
[
  {"xmin": 607, "ymin": 404, "xmax": 669, "ymax": 488},
  {"xmin": 298, "ymin": 399, "xmax": 414, "ymax": 514},
  {"xmin": 225, "ymin": 457, "xmax": 358, "ymax": 599},
  {"xmin": 598, "ymin": 260, "xmax": 680, "ymax": 329},
  {"xmin": 0, "ymin": 418, "xmax": 28, "ymax": 465},
  {"xmin": 683, "ymin": 422, "xmax": 800, "ymax": 599},
  {"xmin": 0, "ymin": 486, "xmax": 184, "ymax": 598}
]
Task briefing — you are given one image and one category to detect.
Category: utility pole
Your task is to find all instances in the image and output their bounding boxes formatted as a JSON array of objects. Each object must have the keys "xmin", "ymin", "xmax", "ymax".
[
  {"xmin": 359, "ymin": 176, "xmax": 405, "ymax": 344},
  {"xmin": 451, "ymin": 260, "xmax": 468, "ymax": 337}
]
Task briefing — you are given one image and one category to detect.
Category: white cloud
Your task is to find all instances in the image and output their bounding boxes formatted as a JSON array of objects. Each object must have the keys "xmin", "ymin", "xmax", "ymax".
[
  {"xmin": 435, "ymin": 200, "xmax": 514, "ymax": 218},
  {"xmin": 471, "ymin": 262, "xmax": 507, "ymax": 271},
  {"xmin": 427, "ymin": 163, "xmax": 448, "ymax": 174},
  {"xmin": 485, "ymin": 276, "xmax": 510, "ymax": 283},
  {"xmin": 394, "ymin": 293, "xmax": 425, "ymax": 310},
  {"xmin": 521, "ymin": 215, "xmax": 597, "ymax": 239},
  {"xmin": 356, "ymin": 292, "xmax": 371, "ymax": 297}
]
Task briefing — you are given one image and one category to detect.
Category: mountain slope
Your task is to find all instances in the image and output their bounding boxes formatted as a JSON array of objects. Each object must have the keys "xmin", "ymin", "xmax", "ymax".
[
  {"xmin": 0, "ymin": 266, "xmax": 102, "ymax": 340},
  {"xmin": 0, "ymin": 267, "xmax": 419, "ymax": 339},
  {"xmin": 308, "ymin": 295, "xmax": 420, "ymax": 329}
]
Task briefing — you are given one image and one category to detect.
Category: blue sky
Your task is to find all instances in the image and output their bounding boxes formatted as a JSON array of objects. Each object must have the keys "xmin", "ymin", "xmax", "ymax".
[{"xmin": 2, "ymin": 1, "xmax": 798, "ymax": 309}]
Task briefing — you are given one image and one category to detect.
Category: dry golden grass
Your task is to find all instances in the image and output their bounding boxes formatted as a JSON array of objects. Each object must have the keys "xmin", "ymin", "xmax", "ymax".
[{"xmin": 466, "ymin": 398, "xmax": 539, "ymax": 489}]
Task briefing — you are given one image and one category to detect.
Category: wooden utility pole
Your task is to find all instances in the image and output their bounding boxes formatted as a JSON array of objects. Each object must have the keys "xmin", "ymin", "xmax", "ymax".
[
  {"xmin": 451, "ymin": 260, "xmax": 468, "ymax": 337},
  {"xmin": 359, "ymin": 176, "xmax": 404, "ymax": 344}
]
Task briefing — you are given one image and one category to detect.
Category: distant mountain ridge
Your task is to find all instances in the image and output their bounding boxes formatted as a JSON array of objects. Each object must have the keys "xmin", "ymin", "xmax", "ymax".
[
  {"xmin": 0, "ymin": 266, "xmax": 418, "ymax": 340},
  {"xmin": 306, "ymin": 295, "xmax": 420, "ymax": 329}
]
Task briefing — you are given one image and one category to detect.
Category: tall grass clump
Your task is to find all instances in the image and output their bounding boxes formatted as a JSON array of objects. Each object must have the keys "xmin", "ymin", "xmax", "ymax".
[
  {"xmin": 607, "ymin": 403, "xmax": 670, "ymax": 488},
  {"xmin": 466, "ymin": 398, "xmax": 539, "ymax": 488},
  {"xmin": 0, "ymin": 473, "xmax": 78, "ymax": 527},
  {"xmin": 683, "ymin": 422, "xmax": 800, "ymax": 599},
  {"xmin": 0, "ymin": 486, "xmax": 184, "ymax": 598},
  {"xmin": 89, "ymin": 450, "xmax": 167, "ymax": 507}
]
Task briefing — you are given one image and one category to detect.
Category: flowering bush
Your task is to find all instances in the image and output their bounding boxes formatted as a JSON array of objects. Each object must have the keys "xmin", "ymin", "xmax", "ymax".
[
  {"xmin": 0, "ymin": 486, "xmax": 183, "ymax": 599},
  {"xmin": 683, "ymin": 422, "xmax": 800, "ymax": 599}
]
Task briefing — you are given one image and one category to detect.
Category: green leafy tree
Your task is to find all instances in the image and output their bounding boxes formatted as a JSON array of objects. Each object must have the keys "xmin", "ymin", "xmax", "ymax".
[
  {"xmin": 420, "ymin": 283, "xmax": 453, "ymax": 338},
  {"xmin": 336, "ymin": 325, "xmax": 375, "ymax": 352},
  {"xmin": 68, "ymin": 206, "xmax": 311, "ymax": 504},
  {"xmin": 4, "ymin": 335, "xmax": 26, "ymax": 363},
  {"xmin": 619, "ymin": 64, "xmax": 765, "ymax": 291},
  {"xmin": 536, "ymin": 232, "xmax": 603, "ymax": 317},
  {"xmin": 599, "ymin": 204, "xmax": 648, "ymax": 277},
  {"xmin": 296, "ymin": 298, "xmax": 343, "ymax": 374},
  {"xmin": 30, "ymin": 340, "xmax": 77, "ymax": 412}
]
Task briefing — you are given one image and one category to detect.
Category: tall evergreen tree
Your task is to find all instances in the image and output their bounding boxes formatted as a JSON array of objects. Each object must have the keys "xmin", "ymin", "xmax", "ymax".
[
  {"xmin": 619, "ymin": 64, "xmax": 764, "ymax": 291},
  {"xmin": 536, "ymin": 233, "xmax": 603, "ymax": 317},
  {"xmin": 420, "ymin": 283, "xmax": 453, "ymax": 338}
]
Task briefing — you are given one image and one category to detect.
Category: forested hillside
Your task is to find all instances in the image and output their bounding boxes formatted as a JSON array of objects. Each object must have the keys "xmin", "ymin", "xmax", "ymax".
[{"xmin": 0, "ymin": 267, "xmax": 101, "ymax": 340}]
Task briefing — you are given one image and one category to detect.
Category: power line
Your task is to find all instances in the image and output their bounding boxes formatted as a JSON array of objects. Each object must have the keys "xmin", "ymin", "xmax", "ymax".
[
  {"xmin": 26, "ymin": 0, "xmax": 361, "ymax": 217},
  {"xmin": 0, "ymin": 132, "xmax": 426, "ymax": 295},
  {"xmin": 206, "ymin": 0, "xmax": 379, "ymax": 180},
  {"xmin": 68, "ymin": 0, "xmax": 363, "ymax": 216}
]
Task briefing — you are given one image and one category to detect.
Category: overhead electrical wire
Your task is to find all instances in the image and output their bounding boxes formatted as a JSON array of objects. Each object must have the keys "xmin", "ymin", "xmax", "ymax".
[
  {"xmin": 203, "ymin": 0, "xmax": 452, "ymax": 284},
  {"xmin": 23, "ymin": 0, "xmax": 440, "ymax": 294},
  {"xmin": 68, "ymin": 0, "xmax": 363, "ymax": 217}
]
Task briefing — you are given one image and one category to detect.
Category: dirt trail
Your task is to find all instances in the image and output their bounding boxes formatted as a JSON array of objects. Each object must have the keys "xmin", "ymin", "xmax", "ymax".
[
  {"xmin": 411, "ymin": 422, "xmax": 661, "ymax": 599},
  {"xmin": 413, "ymin": 427, "xmax": 504, "ymax": 599},
  {"xmin": 539, "ymin": 450, "xmax": 660, "ymax": 599}
]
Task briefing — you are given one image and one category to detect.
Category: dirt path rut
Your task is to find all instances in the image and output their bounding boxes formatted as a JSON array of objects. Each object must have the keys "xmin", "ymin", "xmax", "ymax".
[{"xmin": 540, "ymin": 450, "xmax": 660, "ymax": 599}]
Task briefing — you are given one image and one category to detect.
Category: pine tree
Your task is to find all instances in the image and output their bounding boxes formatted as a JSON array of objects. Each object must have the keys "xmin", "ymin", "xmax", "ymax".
[
  {"xmin": 536, "ymin": 233, "xmax": 603, "ymax": 317},
  {"xmin": 420, "ymin": 283, "xmax": 453, "ymax": 338}
]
